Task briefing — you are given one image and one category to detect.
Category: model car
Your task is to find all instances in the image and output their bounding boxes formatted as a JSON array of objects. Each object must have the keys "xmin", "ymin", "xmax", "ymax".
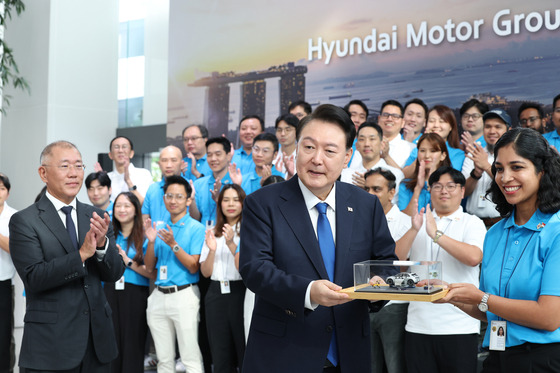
[{"xmin": 386, "ymin": 272, "xmax": 420, "ymax": 288}]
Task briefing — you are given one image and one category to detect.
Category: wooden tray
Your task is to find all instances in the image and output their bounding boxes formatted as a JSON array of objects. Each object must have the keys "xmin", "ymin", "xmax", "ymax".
[{"xmin": 339, "ymin": 284, "xmax": 448, "ymax": 302}]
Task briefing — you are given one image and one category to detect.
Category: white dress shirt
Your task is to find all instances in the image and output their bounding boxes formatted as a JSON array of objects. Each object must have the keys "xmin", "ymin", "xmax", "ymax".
[
  {"xmin": 298, "ymin": 179, "xmax": 337, "ymax": 310},
  {"xmin": 461, "ymin": 149, "xmax": 500, "ymax": 218},
  {"xmin": 387, "ymin": 135, "xmax": 415, "ymax": 168},
  {"xmin": 199, "ymin": 228, "xmax": 242, "ymax": 282},
  {"xmin": 108, "ymin": 163, "xmax": 153, "ymax": 201},
  {"xmin": 0, "ymin": 203, "xmax": 17, "ymax": 281}
]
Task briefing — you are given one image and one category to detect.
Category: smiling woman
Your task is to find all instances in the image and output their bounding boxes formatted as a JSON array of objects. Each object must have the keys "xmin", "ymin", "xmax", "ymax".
[{"xmin": 438, "ymin": 128, "xmax": 560, "ymax": 372}]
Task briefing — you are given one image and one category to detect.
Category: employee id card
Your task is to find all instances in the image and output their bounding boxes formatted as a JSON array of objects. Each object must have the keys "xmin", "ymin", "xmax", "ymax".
[
  {"xmin": 220, "ymin": 280, "xmax": 231, "ymax": 294},
  {"xmin": 115, "ymin": 275, "xmax": 125, "ymax": 290},
  {"xmin": 489, "ymin": 320, "xmax": 506, "ymax": 351},
  {"xmin": 160, "ymin": 265, "xmax": 168, "ymax": 281}
]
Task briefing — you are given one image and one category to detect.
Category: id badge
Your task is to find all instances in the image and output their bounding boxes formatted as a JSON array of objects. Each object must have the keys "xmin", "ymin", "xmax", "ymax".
[
  {"xmin": 115, "ymin": 276, "xmax": 125, "ymax": 290},
  {"xmin": 477, "ymin": 194, "xmax": 486, "ymax": 208},
  {"xmin": 160, "ymin": 265, "xmax": 168, "ymax": 281},
  {"xmin": 220, "ymin": 280, "xmax": 231, "ymax": 294},
  {"xmin": 489, "ymin": 320, "xmax": 506, "ymax": 351}
]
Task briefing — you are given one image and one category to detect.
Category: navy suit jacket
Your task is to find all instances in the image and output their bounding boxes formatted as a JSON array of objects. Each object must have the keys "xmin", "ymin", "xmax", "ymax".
[
  {"xmin": 239, "ymin": 176, "xmax": 397, "ymax": 373},
  {"xmin": 9, "ymin": 195, "xmax": 125, "ymax": 370}
]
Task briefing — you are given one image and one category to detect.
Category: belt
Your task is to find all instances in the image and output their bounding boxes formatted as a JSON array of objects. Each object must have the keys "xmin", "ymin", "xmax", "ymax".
[
  {"xmin": 157, "ymin": 284, "xmax": 193, "ymax": 294},
  {"xmin": 482, "ymin": 216, "xmax": 501, "ymax": 227}
]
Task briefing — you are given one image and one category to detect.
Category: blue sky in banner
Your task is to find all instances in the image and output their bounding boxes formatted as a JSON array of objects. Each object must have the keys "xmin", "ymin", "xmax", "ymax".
[{"xmin": 167, "ymin": 0, "xmax": 560, "ymax": 137}]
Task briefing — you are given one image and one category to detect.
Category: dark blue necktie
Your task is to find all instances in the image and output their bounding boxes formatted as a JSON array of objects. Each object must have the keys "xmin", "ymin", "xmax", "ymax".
[
  {"xmin": 315, "ymin": 202, "xmax": 338, "ymax": 366},
  {"xmin": 61, "ymin": 206, "xmax": 78, "ymax": 250}
]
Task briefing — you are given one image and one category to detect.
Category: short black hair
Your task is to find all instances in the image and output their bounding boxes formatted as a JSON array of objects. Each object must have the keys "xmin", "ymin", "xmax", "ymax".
[
  {"xmin": 489, "ymin": 128, "xmax": 560, "ymax": 216},
  {"xmin": 206, "ymin": 137, "xmax": 231, "ymax": 154},
  {"xmin": 0, "ymin": 173, "xmax": 11, "ymax": 192},
  {"xmin": 428, "ymin": 166, "xmax": 466, "ymax": 187},
  {"xmin": 109, "ymin": 136, "xmax": 133, "ymax": 151},
  {"xmin": 517, "ymin": 102, "xmax": 543, "ymax": 119},
  {"xmin": 253, "ymin": 132, "xmax": 279, "ymax": 153},
  {"xmin": 275, "ymin": 114, "xmax": 299, "ymax": 129},
  {"xmin": 357, "ymin": 122, "xmax": 383, "ymax": 139},
  {"xmin": 344, "ymin": 100, "xmax": 369, "ymax": 118},
  {"xmin": 262, "ymin": 175, "xmax": 285, "ymax": 186},
  {"xmin": 182, "ymin": 124, "xmax": 209, "ymax": 139},
  {"xmin": 404, "ymin": 98, "xmax": 429, "ymax": 120},
  {"xmin": 459, "ymin": 99, "xmax": 489, "ymax": 117},
  {"xmin": 380, "ymin": 100, "xmax": 404, "ymax": 116},
  {"xmin": 297, "ymin": 104, "xmax": 356, "ymax": 150},
  {"xmin": 364, "ymin": 168, "xmax": 396, "ymax": 191},
  {"xmin": 288, "ymin": 100, "xmax": 312, "ymax": 115},
  {"xmin": 163, "ymin": 175, "xmax": 192, "ymax": 198},
  {"xmin": 553, "ymin": 93, "xmax": 560, "ymax": 109},
  {"xmin": 239, "ymin": 115, "xmax": 264, "ymax": 132},
  {"xmin": 85, "ymin": 171, "xmax": 112, "ymax": 189}
]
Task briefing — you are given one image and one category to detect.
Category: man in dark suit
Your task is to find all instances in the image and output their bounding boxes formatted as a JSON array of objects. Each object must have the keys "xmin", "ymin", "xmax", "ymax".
[
  {"xmin": 239, "ymin": 104, "xmax": 398, "ymax": 373},
  {"xmin": 10, "ymin": 141, "xmax": 125, "ymax": 372}
]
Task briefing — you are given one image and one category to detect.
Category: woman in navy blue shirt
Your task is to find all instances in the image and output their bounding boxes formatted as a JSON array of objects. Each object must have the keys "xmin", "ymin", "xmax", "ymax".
[{"xmin": 439, "ymin": 128, "xmax": 560, "ymax": 372}]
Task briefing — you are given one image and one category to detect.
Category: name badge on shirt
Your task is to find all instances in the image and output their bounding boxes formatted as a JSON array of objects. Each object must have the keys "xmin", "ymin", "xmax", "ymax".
[
  {"xmin": 160, "ymin": 265, "xmax": 168, "ymax": 281},
  {"xmin": 220, "ymin": 280, "xmax": 230, "ymax": 294},
  {"xmin": 489, "ymin": 320, "xmax": 506, "ymax": 351},
  {"xmin": 115, "ymin": 275, "xmax": 125, "ymax": 290}
]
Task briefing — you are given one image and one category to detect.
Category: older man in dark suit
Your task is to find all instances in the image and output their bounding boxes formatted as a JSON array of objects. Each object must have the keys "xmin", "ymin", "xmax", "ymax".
[
  {"xmin": 239, "ymin": 105, "xmax": 398, "ymax": 373},
  {"xmin": 10, "ymin": 140, "xmax": 124, "ymax": 372}
]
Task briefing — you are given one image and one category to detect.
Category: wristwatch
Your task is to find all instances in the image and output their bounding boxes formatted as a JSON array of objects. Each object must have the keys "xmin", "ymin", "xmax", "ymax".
[
  {"xmin": 129, "ymin": 185, "xmax": 138, "ymax": 191},
  {"xmin": 127, "ymin": 260, "xmax": 133, "ymax": 267},
  {"xmin": 478, "ymin": 293, "xmax": 490, "ymax": 312},
  {"xmin": 172, "ymin": 244, "xmax": 181, "ymax": 253},
  {"xmin": 433, "ymin": 230, "xmax": 444, "ymax": 243}
]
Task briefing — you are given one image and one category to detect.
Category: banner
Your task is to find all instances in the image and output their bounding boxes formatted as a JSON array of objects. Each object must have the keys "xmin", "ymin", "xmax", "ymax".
[{"xmin": 168, "ymin": 1, "xmax": 560, "ymax": 145}]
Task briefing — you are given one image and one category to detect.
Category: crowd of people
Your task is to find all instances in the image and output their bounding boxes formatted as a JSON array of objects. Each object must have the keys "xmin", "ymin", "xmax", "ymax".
[{"xmin": 1, "ymin": 93, "xmax": 560, "ymax": 373}]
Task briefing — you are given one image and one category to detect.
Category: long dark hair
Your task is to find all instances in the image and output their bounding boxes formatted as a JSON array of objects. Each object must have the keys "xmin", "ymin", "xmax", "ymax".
[
  {"xmin": 112, "ymin": 192, "xmax": 144, "ymax": 264},
  {"xmin": 214, "ymin": 184, "xmax": 246, "ymax": 237},
  {"xmin": 405, "ymin": 133, "xmax": 451, "ymax": 191},
  {"xmin": 429, "ymin": 105, "xmax": 460, "ymax": 148},
  {"xmin": 489, "ymin": 128, "xmax": 560, "ymax": 216}
]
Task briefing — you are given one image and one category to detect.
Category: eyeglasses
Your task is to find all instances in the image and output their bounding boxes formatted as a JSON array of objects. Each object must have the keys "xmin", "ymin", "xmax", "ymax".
[
  {"xmin": 276, "ymin": 127, "xmax": 294, "ymax": 134},
  {"xmin": 519, "ymin": 116, "xmax": 541, "ymax": 125},
  {"xmin": 252, "ymin": 146, "xmax": 273, "ymax": 155},
  {"xmin": 430, "ymin": 183, "xmax": 459, "ymax": 193},
  {"xmin": 380, "ymin": 112, "xmax": 402, "ymax": 120},
  {"xmin": 462, "ymin": 113, "xmax": 482, "ymax": 121},
  {"xmin": 111, "ymin": 145, "xmax": 130, "ymax": 151},
  {"xmin": 42, "ymin": 164, "xmax": 86, "ymax": 172},
  {"xmin": 183, "ymin": 136, "xmax": 203, "ymax": 142},
  {"xmin": 164, "ymin": 193, "xmax": 186, "ymax": 201}
]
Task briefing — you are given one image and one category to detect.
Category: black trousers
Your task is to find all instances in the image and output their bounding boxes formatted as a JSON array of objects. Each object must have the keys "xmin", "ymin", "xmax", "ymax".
[
  {"xmin": 405, "ymin": 331, "xmax": 478, "ymax": 373},
  {"xmin": 104, "ymin": 282, "xmax": 149, "ymax": 373},
  {"xmin": 482, "ymin": 342, "xmax": 560, "ymax": 373},
  {"xmin": 0, "ymin": 280, "xmax": 13, "ymax": 373},
  {"xmin": 23, "ymin": 325, "xmax": 111, "ymax": 373},
  {"xmin": 205, "ymin": 280, "xmax": 246, "ymax": 373}
]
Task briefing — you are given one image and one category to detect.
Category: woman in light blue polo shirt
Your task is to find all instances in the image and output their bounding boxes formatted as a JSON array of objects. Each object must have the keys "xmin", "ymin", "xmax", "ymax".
[
  {"xmin": 439, "ymin": 128, "xmax": 560, "ymax": 372},
  {"xmin": 398, "ymin": 133, "xmax": 451, "ymax": 215},
  {"xmin": 104, "ymin": 192, "xmax": 155, "ymax": 373}
]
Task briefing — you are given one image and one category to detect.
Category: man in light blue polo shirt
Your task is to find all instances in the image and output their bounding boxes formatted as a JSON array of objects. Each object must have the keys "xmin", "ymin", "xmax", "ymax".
[
  {"xmin": 142, "ymin": 146, "xmax": 184, "ymax": 223},
  {"xmin": 144, "ymin": 175, "xmax": 205, "ymax": 373},
  {"xmin": 238, "ymin": 133, "xmax": 284, "ymax": 195},
  {"xmin": 231, "ymin": 115, "xmax": 263, "ymax": 175},
  {"xmin": 544, "ymin": 93, "xmax": 560, "ymax": 150},
  {"xmin": 181, "ymin": 124, "xmax": 212, "ymax": 182},
  {"xmin": 193, "ymin": 137, "xmax": 233, "ymax": 227}
]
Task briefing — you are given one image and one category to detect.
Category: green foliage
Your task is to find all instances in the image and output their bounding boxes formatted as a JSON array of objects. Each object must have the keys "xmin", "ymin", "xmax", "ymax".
[{"xmin": 1, "ymin": 0, "xmax": 30, "ymax": 114}]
